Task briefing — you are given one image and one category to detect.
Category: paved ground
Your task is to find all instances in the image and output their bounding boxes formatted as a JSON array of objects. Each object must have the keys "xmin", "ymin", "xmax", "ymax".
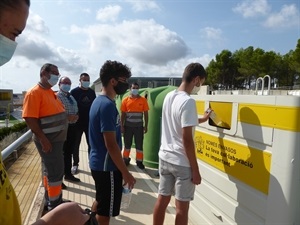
[{"xmin": 23, "ymin": 136, "xmax": 194, "ymax": 225}]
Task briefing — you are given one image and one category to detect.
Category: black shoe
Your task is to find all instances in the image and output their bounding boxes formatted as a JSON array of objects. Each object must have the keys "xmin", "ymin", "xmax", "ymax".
[
  {"xmin": 136, "ymin": 161, "xmax": 145, "ymax": 169},
  {"xmin": 64, "ymin": 175, "xmax": 81, "ymax": 182},
  {"xmin": 62, "ymin": 182, "xmax": 67, "ymax": 189},
  {"xmin": 123, "ymin": 157, "xmax": 131, "ymax": 166}
]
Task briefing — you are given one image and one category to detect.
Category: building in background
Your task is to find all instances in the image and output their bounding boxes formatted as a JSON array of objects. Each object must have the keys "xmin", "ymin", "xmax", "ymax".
[{"xmin": 93, "ymin": 77, "xmax": 182, "ymax": 95}]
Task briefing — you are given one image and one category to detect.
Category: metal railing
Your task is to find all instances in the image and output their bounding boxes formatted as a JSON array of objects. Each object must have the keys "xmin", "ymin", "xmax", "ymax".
[
  {"xmin": 1, "ymin": 130, "xmax": 32, "ymax": 161},
  {"xmin": 255, "ymin": 75, "xmax": 271, "ymax": 95}
]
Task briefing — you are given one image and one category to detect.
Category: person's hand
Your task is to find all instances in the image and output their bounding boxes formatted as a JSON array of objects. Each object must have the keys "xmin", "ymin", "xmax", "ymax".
[
  {"xmin": 144, "ymin": 126, "xmax": 148, "ymax": 134},
  {"xmin": 191, "ymin": 170, "xmax": 202, "ymax": 185},
  {"xmin": 40, "ymin": 137, "xmax": 52, "ymax": 153},
  {"xmin": 122, "ymin": 171, "xmax": 136, "ymax": 190},
  {"xmin": 203, "ymin": 108, "xmax": 212, "ymax": 121}
]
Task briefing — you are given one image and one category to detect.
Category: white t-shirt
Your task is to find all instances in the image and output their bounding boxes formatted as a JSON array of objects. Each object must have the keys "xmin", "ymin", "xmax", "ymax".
[{"xmin": 159, "ymin": 90, "xmax": 198, "ymax": 167}]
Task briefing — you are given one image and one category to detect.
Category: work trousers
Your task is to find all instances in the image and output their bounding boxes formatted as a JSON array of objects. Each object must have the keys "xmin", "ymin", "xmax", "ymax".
[
  {"xmin": 71, "ymin": 124, "xmax": 90, "ymax": 165},
  {"xmin": 63, "ymin": 123, "xmax": 78, "ymax": 176},
  {"xmin": 35, "ymin": 140, "xmax": 64, "ymax": 210},
  {"xmin": 123, "ymin": 126, "xmax": 144, "ymax": 162}
]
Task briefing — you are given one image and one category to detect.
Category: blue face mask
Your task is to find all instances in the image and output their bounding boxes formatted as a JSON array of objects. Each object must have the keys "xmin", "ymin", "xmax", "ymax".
[
  {"xmin": 0, "ymin": 34, "xmax": 18, "ymax": 66},
  {"xmin": 81, "ymin": 81, "xmax": 90, "ymax": 89},
  {"xmin": 47, "ymin": 74, "xmax": 59, "ymax": 87},
  {"xmin": 60, "ymin": 84, "xmax": 71, "ymax": 92},
  {"xmin": 131, "ymin": 89, "xmax": 139, "ymax": 95}
]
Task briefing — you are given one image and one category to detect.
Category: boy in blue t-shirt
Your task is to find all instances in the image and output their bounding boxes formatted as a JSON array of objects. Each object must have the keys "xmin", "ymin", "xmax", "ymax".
[{"xmin": 89, "ymin": 60, "xmax": 136, "ymax": 225}]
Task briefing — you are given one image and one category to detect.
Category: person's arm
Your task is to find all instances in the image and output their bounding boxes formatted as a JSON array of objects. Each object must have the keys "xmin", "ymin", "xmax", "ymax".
[
  {"xmin": 198, "ymin": 108, "xmax": 211, "ymax": 123},
  {"xmin": 143, "ymin": 111, "xmax": 148, "ymax": 133},
  {"xmin": 103, "ymin": 132, "xmax": 136, "ymax": 189},
  {"xmin": 32, "ymin": 202, "xmax": 89, "ymax": 225},
  {"xmin": 24, "ymin": 117, "xmax": 52, "ymax": 153},
  {"xmin": 182, "ymin": 126, "xmax": 201, "ymax": 185},
  {"xmin": 120, "ymin": 111, "xmax": 126, "ymax": 133}
]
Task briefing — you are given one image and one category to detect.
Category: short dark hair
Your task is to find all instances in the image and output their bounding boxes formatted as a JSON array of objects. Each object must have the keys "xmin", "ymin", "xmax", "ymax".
[
  {"xmin": 182, "ymin": 63, "xmax": 206, "ymax": 83},
  {"xmin": 131, "ymin": 82, "xmax": 139, "ymax": 88},
  {"xmin": 80, "ymin": 73, "xmax": 89, "ymax": 78},
  {"xmin": 100, "ymin": 60, "xmax": 132, "ymax": 87},
  {"xmin": 0, "ymin": 0, "xmax": 30, "ymax": 13},
  {"xmin": 40, "ymin": 63, "xmax": 57, "ymax": 77}
]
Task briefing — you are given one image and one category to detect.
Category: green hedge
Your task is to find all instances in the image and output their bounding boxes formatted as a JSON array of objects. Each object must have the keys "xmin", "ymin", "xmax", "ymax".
[{"xmin": 0, "ymin": 122, "xmax": 28, "ymax": 141}]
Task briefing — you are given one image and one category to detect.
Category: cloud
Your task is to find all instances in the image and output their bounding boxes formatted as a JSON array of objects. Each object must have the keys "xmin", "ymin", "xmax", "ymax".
[
  {"xmin": 233, "ymin": 0, "xmax": 271, "ymax": 18},
  {"xmin": 96, "ymin": 5, "xmax": 122, "ymax": 22},
  {"xmin": 130, "ymin": 55, "xmax": 213, "ymax": 78},
  {"xmin": 14, "ymin": 33, "xmax": 88, "ymax": 74},
  {"xmin": 125, "ymin": 0, "xmax": 160, "ymax": 12},
  {"xmin": 263, "ymin": 4, "xmax": 300, "ymax": 28},
  {"xmin": 200, "ymin": 27, "xmax": 224, "ymax": 49},
  {"xmin": 26, "ymin": 12, "xmax": 49, "ymax": 34},
  {"xmin": 201, "ymin": 27, "xmax": 223, "ymax": 40},
  {"xmin": 71, "ymin": 19, "xmax": 189, "ymax": 65}
]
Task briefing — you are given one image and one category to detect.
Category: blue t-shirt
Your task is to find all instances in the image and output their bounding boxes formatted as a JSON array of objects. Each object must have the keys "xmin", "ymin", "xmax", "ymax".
[{"xmin": 89, "ymin": 95, "xmax": 122, "ymax": 171}]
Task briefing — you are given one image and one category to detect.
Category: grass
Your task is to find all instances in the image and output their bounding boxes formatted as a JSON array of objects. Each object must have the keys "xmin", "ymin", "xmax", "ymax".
[{"xmin": 0, "ymin": 115, "xmax": 20, "ymax": 125}]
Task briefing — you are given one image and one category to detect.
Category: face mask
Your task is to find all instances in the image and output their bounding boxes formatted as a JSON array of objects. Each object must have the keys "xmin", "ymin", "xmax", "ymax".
[
  {"xmin": 81, "ymin": 81, "xmax": 90, "ymax": 89},
  {"xmin": 47, "ymin": 74, "xmax": 59, "ymax": 87},
  {"xmin": 0, "ymin": 34, "xmax": 18, "ymax": 66},
  {"xmin": 114, "ymin": 81, "xmax": 129, "ymax": 95},
  {"xmin": 131, "ymin": 89, "xmax": 139, "ymax": 95},
  {"xmin": 191, "ymin": 85, "xmax": 201, "ymax": 95},
  {"xmin": 60, "ymin": 84, "xmax": 71, "ymax": 92}
]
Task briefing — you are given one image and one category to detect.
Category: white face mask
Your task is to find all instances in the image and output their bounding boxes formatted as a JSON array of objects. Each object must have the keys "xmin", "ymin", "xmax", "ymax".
[
  {"xmin": 60, "ymin": 84, "xmax": 71, "ymax": 92},
  {"xmin": 191, "ymin": 85, "xmax": 201, "ymax": 95},
  {"xmin": 131, "ymin": 89, "xmax": 139, "ymax": 95},
  {"xmin": 81, "ymin": 81, "xmax": 90, "ymax": 89},
  {"xmin": 0, "ymin": 34, "xmax": 18, "ymax": 66},
  {"xmin": 47, "ymin": 74, "xmax": 59, "ymax": 87}
]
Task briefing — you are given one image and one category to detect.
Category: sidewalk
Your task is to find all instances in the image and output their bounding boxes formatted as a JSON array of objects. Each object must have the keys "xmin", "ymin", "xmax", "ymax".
[{"xmin": 25, "ymin": 136, "xmax": 191, "ymax": 225}]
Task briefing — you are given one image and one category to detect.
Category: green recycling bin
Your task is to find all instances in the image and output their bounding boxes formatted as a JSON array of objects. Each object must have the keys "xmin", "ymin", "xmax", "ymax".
[{"xmin": 143, "ymin": 86, "xmax": 176, "ymax": 168}]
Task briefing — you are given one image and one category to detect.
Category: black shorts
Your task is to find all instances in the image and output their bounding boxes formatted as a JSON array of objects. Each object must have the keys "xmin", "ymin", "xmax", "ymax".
[{"xmin": 91, "ymin": 170, "xmax": 123, "ymax": 217}]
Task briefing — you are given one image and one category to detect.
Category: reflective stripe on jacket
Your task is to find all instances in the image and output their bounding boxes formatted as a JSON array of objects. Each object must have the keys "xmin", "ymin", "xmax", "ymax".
[
  {"xmin": 34, "ymin": 112, "xmax": 68, "ymax": 143},
  {"xmin": 125, "ymin": 112, "xmax": 143, "ymax": 127}
]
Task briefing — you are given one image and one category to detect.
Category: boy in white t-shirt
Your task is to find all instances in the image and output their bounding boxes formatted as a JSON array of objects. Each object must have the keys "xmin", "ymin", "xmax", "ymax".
[{"xmin": 153, "ymin": 62, "xmax": 211, "ymax": 225}]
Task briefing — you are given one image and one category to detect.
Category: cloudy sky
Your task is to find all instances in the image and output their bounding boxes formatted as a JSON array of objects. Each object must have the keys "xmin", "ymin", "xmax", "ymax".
[{"xmin": 1, "ymin": 0, "xmax": 299, "ymax": 93}]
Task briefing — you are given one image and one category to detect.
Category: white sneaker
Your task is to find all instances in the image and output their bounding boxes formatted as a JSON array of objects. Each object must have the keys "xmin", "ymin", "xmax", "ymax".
[{"xmin": 71, "ymin": 165, "xmax": 78, "ymax": 175}]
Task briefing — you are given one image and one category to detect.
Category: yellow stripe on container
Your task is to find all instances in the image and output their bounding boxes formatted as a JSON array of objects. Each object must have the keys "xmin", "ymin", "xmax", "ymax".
[{"xmin": 238, "ymin": 104, "xmax": 300, "ymax": 132}]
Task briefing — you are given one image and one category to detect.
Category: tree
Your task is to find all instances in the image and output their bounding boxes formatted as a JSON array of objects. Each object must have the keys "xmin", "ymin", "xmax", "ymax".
[{"xmin": 205, "ymin": 39, "xmax": 300, "ymax": 90}]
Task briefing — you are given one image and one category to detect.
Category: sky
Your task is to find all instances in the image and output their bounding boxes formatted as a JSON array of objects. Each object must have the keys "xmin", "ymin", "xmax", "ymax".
[{"xmin": 1, "ymin": 0, "xmax": 299, "ymax": 93}]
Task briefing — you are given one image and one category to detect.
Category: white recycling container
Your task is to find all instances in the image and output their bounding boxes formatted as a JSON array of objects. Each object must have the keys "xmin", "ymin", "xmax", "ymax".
[{"xmin": 190, "ymin": 93, "xmax": 300, "ymax": 225}]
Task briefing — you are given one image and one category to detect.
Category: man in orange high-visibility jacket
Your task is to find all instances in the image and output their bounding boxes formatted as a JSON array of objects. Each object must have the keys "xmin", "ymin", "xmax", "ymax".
[
  {"xmin": 121, "ymin": 82, "xmax": 149, "ymax": 169},
  {"xmin": 23, "ymin": 63, "xmax": 68, "ymax": 211}
]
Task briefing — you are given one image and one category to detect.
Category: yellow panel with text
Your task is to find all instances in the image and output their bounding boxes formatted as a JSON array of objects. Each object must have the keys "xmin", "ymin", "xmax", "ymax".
[{"xmin": 195, "ymin": 131, "xmax": 272, "ymax": 194}]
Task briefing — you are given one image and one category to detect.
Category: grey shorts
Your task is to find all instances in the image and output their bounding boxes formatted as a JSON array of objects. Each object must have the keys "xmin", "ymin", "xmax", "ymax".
[{"xmin": 158, "ymin": 159, "xmax": 195, "ymax": 201}]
